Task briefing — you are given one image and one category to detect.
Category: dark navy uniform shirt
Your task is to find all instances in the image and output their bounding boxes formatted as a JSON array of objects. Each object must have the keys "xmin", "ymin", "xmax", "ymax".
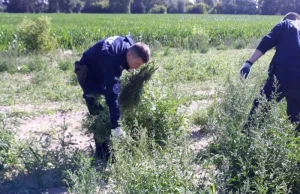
[
  {"xmin": 80, "ymin": 35, "xmax": 135, "ymax": 129},
  {"xmin": 257, "ymin": 20, "xmax": 300, "ymax": 91}
]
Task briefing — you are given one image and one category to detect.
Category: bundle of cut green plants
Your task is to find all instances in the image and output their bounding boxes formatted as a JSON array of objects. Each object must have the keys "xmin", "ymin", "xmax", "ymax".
[{"xmin": 119, "ymin": 64, "xmax": 157, "ymax": 110}]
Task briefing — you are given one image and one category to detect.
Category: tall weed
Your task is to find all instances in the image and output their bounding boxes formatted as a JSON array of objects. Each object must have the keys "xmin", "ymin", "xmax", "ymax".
[
  {"xmin": 110, "ymin": 128, "xmax": 197, "ymax": 193},
  {"xmin": 18, "ymin": 16, "xmax": 56, "ymax": 53},
  {"xmin": 198, "ymin": 78, "xmax": 300, "ymax": 193},
  {"xmin": 121, "ymin": 81, "xmax": 186, "ymax": 145},
  {"xmin": 64, "ymin": 153, "xmax": 103, "ymax": 194}
]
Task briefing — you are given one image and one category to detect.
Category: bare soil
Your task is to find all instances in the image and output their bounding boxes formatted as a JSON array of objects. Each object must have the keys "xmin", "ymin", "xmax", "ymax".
[{"xmin": 1, "ymin": 95, "xmax": 213, "ymax": 193}]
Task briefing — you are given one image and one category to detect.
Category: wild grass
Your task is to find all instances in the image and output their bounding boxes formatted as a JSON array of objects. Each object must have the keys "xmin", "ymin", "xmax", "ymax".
[
  {"xmin": 2, "ymin": 36, "xmax": 299, "ymax": 193},
  {"xmin": 0, "ymin": 50, "xmax": 82, "ymax": 105}
]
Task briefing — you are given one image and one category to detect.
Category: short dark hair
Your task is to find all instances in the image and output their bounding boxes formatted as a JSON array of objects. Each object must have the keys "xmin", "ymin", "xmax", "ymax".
[
  {"xmin": 283, "ymin": 12, "xmax": 300, "ymax": 21},
  {"xmin": 128, "ymin": 42, "xmax": 151, "ymax": 63}
]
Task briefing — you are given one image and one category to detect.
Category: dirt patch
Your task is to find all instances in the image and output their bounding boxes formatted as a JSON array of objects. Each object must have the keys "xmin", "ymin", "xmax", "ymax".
[
  {"xmin": 15, "ymin": 109, "xmax": 93, "ymax": 151},
  {"xmin": 0, "ymin": 102, "xmax": 81, "ymax": 116},
  {"xmin": 1, "ymin": 106, "xmax": 95, "ymax": 194},
  {"xmin": 187, "ymin": 100, "xmax": 214, "ymax": 116},
  {"xmin": 194, "ymin": 89, "xmax": 215, "ymax": 96},
  {"xmin": 1, "ymin": 98, "xmax": 213, "ymax": 193},
  {"xmin": 189, "ymin": 125, "xmax": 212, "ymax": 152}
]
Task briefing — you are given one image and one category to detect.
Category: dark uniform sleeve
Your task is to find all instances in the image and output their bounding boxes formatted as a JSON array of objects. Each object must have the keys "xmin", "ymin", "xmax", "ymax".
[
  {"xmin": 256, "ymin": 22, "xmax": 285, "ymax": 54},
  {"xmin": 103, "ymin": 59, "xmax": 121, "ymax": 129}
]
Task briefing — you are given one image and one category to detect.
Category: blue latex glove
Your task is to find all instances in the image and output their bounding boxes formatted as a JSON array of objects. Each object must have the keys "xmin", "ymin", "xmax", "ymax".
[{"xmin": 239, "ymin": 61, "xmax": 252, "ymax": 78}]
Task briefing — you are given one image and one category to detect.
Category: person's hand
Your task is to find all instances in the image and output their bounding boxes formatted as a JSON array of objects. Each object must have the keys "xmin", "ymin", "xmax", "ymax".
[
  {"xmin": 74, "ymin": 61, "xmax": 88, "ymax": 85},
  {"xmin": 111, "ymin": 127, "xmax": 126, "ymax": 138},
  {"xmin": 239, "ymin": 61, "xmax": 252, "ymax": 79}
]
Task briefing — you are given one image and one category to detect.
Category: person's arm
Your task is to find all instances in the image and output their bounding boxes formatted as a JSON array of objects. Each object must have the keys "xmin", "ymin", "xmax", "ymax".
[
  {"xmin": 247, "ymin": 49, "xmax": 264, "ymax": 64},
  {"xmin": 103, "ymin": 59, "xmax": 121, "ymax": 130},
  {"xmin": 239, "ymin": 50, "xmax": 264, "ymax": 78},
  {"xmin": 240, "ymin": 22, "xmax": 284, "ymax": 78},
  {"xmin": 256, "ymin": 21, "xmax": 285, "ymax": 54}
]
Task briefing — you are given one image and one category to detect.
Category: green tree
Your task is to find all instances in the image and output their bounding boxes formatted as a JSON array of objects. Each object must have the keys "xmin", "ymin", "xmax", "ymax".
[
  {"xmin": 235, "ymin": 0, "xmax": 257, "ymax": 14},
  {"xmin": 219, "ymin": 0, "xmax": 257, "ymax": 14},
  {"xmin": 6, "ymin": 0, "xmax": 35, "ymax": 12},
  {"xmin": 166, "ymin": 0, "xmax": 178, "ymax": 13},
  {"xmin": 259, "ymin": 0, "xmax": 280, "ymax": 14},
  {"xmin": 277, "ymin": 0, "xmax": 297, "ymax": 14},
  {"xmin": 177, "ymin": 0, "xmax": 186, "ymax": 13},
  {"xmin": 196, "ymin": 0, "xmax": 215, "ymax": 8},
  {"xmin": 131, "ymin": 0, "xmax": 146, "ymax": 13},
  {"xmin": 186, "ymin": 2, "xmax": 208, "ymax": 13},
  {"xmin": 48, "ymin": 0, "xmax": 60, "ymax": 12},
  {"xmin": 109, "ymin": 0, "xmax": 131, "ymax": 13},
  {"xmin": 203, "ymin": 0, "xmax": 215, "ymax": 7},
  {"xmin": 73, "ymin": 0, "xmax": 84, "ymax": 12},
  {"xmin": 82, "ymin": 0, "xmax": 109, "ymax": 13},
  {"xmin": 59, "ymin": 0, "xmax": 75, "ymax": 13},
  {"xmin": 35, "ymin": 0, "xmax": 48, "ymax": 13}
]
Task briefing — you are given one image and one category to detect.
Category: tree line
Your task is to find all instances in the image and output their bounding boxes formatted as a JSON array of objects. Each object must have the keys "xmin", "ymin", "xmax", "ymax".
[{"xmin": 0, "ymin": 0, "xmax": 299, "ymax": 15}]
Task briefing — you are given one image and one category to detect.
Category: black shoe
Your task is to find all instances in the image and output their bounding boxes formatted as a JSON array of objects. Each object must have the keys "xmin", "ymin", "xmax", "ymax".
[{"xmin": 95, "ymin": 142, "xmax": 110, "ymax": 161}]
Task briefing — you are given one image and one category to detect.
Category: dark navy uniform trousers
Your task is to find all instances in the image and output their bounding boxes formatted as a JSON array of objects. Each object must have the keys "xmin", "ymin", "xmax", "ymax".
[{"xmin": 249, "ymin": 74, "xmax": 300, "ymax": 131}]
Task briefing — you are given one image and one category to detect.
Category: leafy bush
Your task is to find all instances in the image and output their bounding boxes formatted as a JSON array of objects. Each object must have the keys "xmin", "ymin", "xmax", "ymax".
[
  {"xmin": 24, "ymin": 55, "xmax": 46, "ymax": 72},
  {"xmin": 82, "ymin": 97, "xmax": 111, "ymax": 143},
  {"xmin": 58, "ymin": 60, "xmax": 73, "ymax": 71},
  {"xmin": 0, "ymin": 54, "xmax": 45, "ymax": 74},
  {"xmin": 83, "ymin": 68, "xmax": 185, "ymax": 146},
  {"xmin": 198, "ymin": 80, "xmax": 300, "ymax": 193},
  {"xmin": 233, "ymin": 38, "xmax": 247, "ymax": 49},
  {"xmin": 185, "ymin": 27, "xmax": 210, "ymax": 53},
  {"xmin": 121, "ymin": 81, "xmax": 186, "ymax": 145},
  {"xmin": 18, "ymin": 16, "xmax": 56, "ymax": 53},
  {"xmin": 119, "ymin": 64, "xmax": 157, "ymax": 111},
  {"xmin": 64, "ymin": 153, "xmax": 103, "ymax": 194},
  {"xmin": 192, "ymin": 103, "xmax": 216, "ymax": 133},
  {"xmin": 0, "ymin": 114, "xmax": 18, "ymax": 180},
  {"xmin": 148, "ymin": 5, "xmax": 167, "ymax": 14},
  {"xmin": 110, "ymin": 128, "xmax": 197, "ymax": 193},
  {"xmin": 0, "ymin": 60, "xmax": 9, "ymax": 72}
]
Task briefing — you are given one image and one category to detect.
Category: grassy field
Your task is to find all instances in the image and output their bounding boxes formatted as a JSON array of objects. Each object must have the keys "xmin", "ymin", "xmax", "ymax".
[
  {"xmin": 0, "ymin": 14, "xmax": 282, "ymax": 50},
  {"xmin": 1, "ymin": 14, "xmax": 300, "ymax": 194}
]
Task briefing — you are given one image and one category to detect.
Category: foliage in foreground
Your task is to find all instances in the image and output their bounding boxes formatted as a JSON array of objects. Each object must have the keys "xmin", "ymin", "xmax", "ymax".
[
  {"xmin": 110, "ymin": 129, "xmax": 197, "ymax": 194},
  {"xmin": 119, "ymin": 64, "xmax": 157, "ymax": 111},
  {"xmin": 198, "ymin": 79, "xmax": 300, "ymax": 193},
  {"xmin": 0, "ymin": 114, "xmax": 19, "ymax": 182}
]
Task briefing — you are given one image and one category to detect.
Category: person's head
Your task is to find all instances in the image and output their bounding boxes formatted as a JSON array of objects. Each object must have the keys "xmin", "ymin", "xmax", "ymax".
[
  {"xmin": 283, "ymin": 12, "xmax": 300, "ymax": 21},
  {"xmin": 126, "ymin": 42, "xmax": 151, "ymax": 70}
]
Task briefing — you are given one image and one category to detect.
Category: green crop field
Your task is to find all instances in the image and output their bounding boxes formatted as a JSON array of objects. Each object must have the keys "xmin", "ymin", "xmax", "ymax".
[
  {"xmin": 0, "ymin": 14, "xmax": 282, "ymax": 50},
  {"xmin": 1, "ymin": 14, "xmax": 300, "ymax": 194}
]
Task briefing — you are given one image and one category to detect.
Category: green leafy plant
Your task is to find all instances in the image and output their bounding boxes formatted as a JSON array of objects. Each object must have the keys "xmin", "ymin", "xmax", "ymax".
[
  {"xmin": 110, "ymin": 127, "xmax": 197, "ymax": 194},
  {"xmin": 197, "ymin": 80, "xmax": 300, "ymax": 193},
  {"xmin": 18, "ymin": 16, "xmax": 56, "ymax": 53},
  {"xmin": 82, "ymin": 97, "xmax": 111, "ymax": 143},
  {"xmin": 185, "ymin": 27, "xmax": 210, "ymax": 53},
  {"xmin": 119, "ymin": 64, "xmax": 158, "ymax": 111},
  {"xmin": 64, "ymin": 153, "xmax": 103, "ymax": 194},
  {"xmin": 0, "ymin": 114, "xmax": 19, "ymax": 181}
]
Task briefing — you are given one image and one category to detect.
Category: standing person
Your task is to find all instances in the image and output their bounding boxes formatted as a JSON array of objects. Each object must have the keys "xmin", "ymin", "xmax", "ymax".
[
  {"xmin": 75, "ymin": 35, "xmax": 151, "ymax": 160},
  {"xmin": 240, "ymin": 12, "xmax": 300, "ymax": 131}
]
